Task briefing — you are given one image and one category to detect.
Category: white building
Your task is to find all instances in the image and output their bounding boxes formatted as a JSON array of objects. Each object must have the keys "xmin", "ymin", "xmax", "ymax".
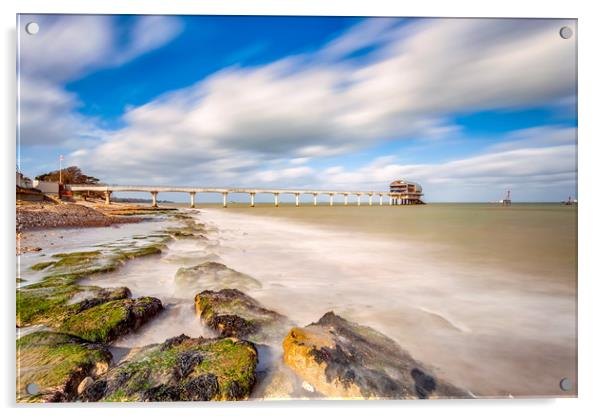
[{"xmin": 33, "ymin": 180, "xmax": 59, "ymax": 195}]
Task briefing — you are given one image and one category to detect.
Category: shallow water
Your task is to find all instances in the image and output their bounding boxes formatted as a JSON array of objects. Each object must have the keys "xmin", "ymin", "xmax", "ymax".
[
  {"xmin": 18, "ymin": 203, "xmax": 577, "ymax": 398},
  {"xmin": 198, "ymin": 204, "xmax": 577, "ymax": 397}
]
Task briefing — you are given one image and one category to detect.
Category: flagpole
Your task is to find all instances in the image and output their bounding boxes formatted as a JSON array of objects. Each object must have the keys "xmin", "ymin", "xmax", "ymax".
[{"xmin": 59, "ymin": 155, "xmax": 62, "ymax": 184}]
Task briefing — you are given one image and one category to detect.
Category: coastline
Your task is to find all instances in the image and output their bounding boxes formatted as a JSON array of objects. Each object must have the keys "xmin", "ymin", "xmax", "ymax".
[{"xmin": 16, "ymin": 200, "xmax": 175, "ymax": 254}]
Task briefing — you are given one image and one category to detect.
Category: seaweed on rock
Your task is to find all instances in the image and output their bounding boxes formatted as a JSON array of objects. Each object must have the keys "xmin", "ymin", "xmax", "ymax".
[
  {"xmin": 79, "ymin": 335, "xmax": 257, "ymax": 402},
  {"xmin": 16, "ymin": 331, "xmax": 112, "ymax": 403}
]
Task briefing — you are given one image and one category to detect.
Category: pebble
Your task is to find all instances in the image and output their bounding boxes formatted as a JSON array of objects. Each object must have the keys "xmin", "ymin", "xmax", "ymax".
[{"xmin": 302, "ymin": 381, "xmax": 315, "ymax": 392}]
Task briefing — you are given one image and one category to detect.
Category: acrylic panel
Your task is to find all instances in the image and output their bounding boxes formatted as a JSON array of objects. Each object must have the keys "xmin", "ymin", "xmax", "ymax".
[{"xmin": 16, "ymin": 14, "xmax": 577, "ymax": 402}]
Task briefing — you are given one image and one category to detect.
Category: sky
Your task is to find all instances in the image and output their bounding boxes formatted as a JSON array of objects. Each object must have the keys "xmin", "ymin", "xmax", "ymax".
[{"xmin": 17, "ymin": 15, "xmax": 577, "ymax": 202}]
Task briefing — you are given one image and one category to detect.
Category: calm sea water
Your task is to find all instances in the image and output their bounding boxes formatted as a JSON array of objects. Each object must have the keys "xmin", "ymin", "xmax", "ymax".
[
  {"xmin": 216, "ymin": 203, "xmax": 577, "ymax": 284},
  {"xmin": 199, "ymin": 202, "xmax": 577, "ymax": 397},
  {"xmin": 18, "ymin": 202, "xmax": 577, "ymax": 398}
]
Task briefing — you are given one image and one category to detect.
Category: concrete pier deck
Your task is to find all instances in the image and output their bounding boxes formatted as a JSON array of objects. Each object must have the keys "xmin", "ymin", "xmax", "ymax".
[{"xmin": 67, "ymin": 184, "xmax": 423, "ymax": 208}]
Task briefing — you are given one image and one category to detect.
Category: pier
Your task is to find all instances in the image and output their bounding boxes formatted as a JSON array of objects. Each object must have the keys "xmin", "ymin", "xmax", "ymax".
[{"xmin": 67, "ymin": 184, "xmax": 424, "ymax": 208}]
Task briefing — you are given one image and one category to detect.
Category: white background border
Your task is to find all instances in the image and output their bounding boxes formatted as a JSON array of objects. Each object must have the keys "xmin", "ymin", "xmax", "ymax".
[{"xmin": 2, "ymin": 1, "xmax": 600, "ymax": 415}]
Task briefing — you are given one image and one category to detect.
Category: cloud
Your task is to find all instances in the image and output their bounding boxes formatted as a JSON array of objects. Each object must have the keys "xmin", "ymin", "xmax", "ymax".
[
  {"xmin": 72, "ymin": 18, "xmax": 576, "ymax": 185},
  {"xmin": 113, "ymin": 16, "xmax": 183, "ymax": 65},
  {"xmin": 317, "ymin": 17, "xmax": 402, "ymax": 60},
  {"xmin": 489, "ymin": 126, "xmax": 577, "ymax": 151},
  {"xmin": 19, "ymin": 15, "xmax": 114, "ymax": 82},
  {"xmin": 251, "ymin": 166, "xmax": 315, "ymax": 184},
  {"xmin": 18, "ymin": 15, "xmax": 182, "ymax": 147},
  {"xmin": 19, "ymin": 16, "xmax": 576, "ymax": 201},
  {"xmin": 310, "ymin": 126, "xmax": 577, "ymax": 201}
]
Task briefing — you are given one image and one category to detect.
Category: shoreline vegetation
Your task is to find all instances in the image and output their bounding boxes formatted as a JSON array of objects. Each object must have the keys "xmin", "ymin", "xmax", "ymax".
[{"xmin": 16, "ymin": 202, "xmax": 472, "ymax": 402}]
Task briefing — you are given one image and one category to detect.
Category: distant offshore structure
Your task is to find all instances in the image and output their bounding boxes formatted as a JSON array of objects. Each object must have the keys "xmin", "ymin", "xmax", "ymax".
[
  {"xmin": 67, "ymin": 179, "xmax": 425, "ymax": 208},
  {"xmin": 501, "ymin": 189, "xmax": 512, "ymax": 206}
]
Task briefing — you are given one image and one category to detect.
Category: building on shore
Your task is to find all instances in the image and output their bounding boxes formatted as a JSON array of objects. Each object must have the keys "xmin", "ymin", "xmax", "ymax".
[
  {"xmin": 389, "ymin": 179, "xmax": 424, "ymax": 205},
  {"xmin": 16, "ymin": 171, "xmax": 33, "ymax": 188},
  {"xmin": 16, "ymin": 171, "xmax": 45, "ymax": 202},
  {"xmin": 32, "ymin": 180, "xmax": 59, "ymax": 195}
]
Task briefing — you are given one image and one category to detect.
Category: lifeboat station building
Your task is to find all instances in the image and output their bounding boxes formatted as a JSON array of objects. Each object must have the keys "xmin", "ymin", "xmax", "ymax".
[{"xmin": 389, "ymin": 179, "xmax": 424, "ymax": 205}]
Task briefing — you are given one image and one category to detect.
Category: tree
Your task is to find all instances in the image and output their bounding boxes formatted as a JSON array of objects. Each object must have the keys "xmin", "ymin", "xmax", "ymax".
[{"xmin": 35, "ymin": 166, "xmax": 100, "ymax": 185}]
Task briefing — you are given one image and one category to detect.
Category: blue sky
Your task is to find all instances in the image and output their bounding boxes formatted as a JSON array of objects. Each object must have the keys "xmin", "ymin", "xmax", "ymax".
[{"xmin": 18, "ymin": 15, "xmax": 577, "ymax": 202}]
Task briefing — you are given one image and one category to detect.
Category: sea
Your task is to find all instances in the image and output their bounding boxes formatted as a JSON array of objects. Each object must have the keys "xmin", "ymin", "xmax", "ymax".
[{"xmin": 17, "ymin": 202, "xmax": 577, "ymax": 398}]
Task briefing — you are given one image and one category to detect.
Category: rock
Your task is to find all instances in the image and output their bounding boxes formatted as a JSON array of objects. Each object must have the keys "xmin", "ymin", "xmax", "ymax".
[
  {"xmin": 16, "ymin": 331, "xmax": 111, "ymax": 403},
  {"xmin": 81, "ymin": 335, "xmax": 257, "ymax": 402},
  {"xmin": 59, "ymin": 297, "xmax": 163, "ymax": 343},
  {"xmin": 17, "ymin": 281, "xmax": 83, "ymax": 327},
  {"xmin": 176, "ymin": 261, "xmax": 261, "ymax": 292},
  {"xmin": 165, "ymin": 217, "xmax": 208, "ymax": 240},
  {"xmin": 16, "ymin": 282, "xmax": 131, "ymax": 328},
  {"xmin": 70, "ymin": 286, "xmax": 132, "ymax": 313},
  {"xmin": 17, "ymin": 241, "xmax": 167, "ymax": 328},
  {"xmin": 194, "ymin": 289, "xmax": 291, "ymax": 344},
  {"xmin": 282, "ymin": 312, "xmax": 470, "ymax": 399},
  {"xmin": 77, "ymin": 377, "xmax": 94, "ymax": 395}
]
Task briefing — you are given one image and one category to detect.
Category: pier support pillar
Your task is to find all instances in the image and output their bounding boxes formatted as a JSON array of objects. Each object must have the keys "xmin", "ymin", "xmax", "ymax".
[
  {"xmin": 295, "ymin": 193, "xmax": 300, "ymax": 207},
  {"xmin": 151, "ymin": 191, "xmax": 158, "ymax": 208},
  {"xmin": 274, "ymin": 193, "xmax": 279, "ymax": 207},
  {"xmin": 250, "ymin": 192, "xmax": 255, "ymax": 207},
  {"xmin": 357, "ymin": 194, "xmax": 361, "ymax": 206},
  {"xmin": 222, "ymin": 192, "xmax": 228, "ymax": 208},
  {"xmin": 379, "ymin": 194, "xmax": 383, "ymax": 206},
  {"xmin": 329, "ymin": 194, "xmax": 334, "ymax": 206},
  {"xmin": 344, "ymin": 194, "xmax": 348, "ymax": 206},
  {"xmin": 313, "ymin": 193, "xmax": 318, "ymax": 206},
  {"xmin": 189, "ymin": 192, "xmax": 196, "ymax": 208},
  {"xmin": 104, "ymin": 191, "xmax": 112, "ymax": 205}
]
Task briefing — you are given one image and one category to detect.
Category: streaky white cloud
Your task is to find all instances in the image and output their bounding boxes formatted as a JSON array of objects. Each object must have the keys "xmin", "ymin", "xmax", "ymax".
[
  {"xmin": 489, "ymin": 126, "xmax": 577, "ymax": 151},
  {"xmin": 16, "ymin": 16, "xmax": 576, "ymax": 202},
  {"xmin": 309, "ymin": 127, "xmax": 577, "ymax": 201},
  {"xmin": 318, "ymin": 17, "xmax": 401, "ymax": 60},
  {"xmin": 114, "ymin": 16, "xmax": 183, "ymax": 64},
  {"xmin": 19, "ymin": 15, "xmax": 114, "ymax": 82},
  {"xmin": 73, "ymin": 18, "xmax": 576, "ymax": 186},
  {"xmin": 18, "ymin": 15, "xmax": 182, "ymax": 147},
  {"xmin": 18, "ymin": 77, "xmax": 91, "ymax": 146}
]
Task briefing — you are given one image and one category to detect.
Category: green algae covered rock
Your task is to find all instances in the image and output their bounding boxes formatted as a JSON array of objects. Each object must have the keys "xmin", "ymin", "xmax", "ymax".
[
  {"xmin": 29, "ymin": 261, "xmax": 56, "ymax": 271},
  {"xmin": 16, "ymin": 331, "xmax": 111, "ymax": 403},
  {"xmin": 194, "ymin": 289, "xmax": 292, "ymax": 344},
  {"xmin": 17, "ymin": 282, "xmax": 81, "ymax": 327},
  {"xmin": 175, "ymin": 261, "xmax": 262, "ymax": 292},
  {"xmin": 80, "ymin": 335, "xmax": 257, "ymax": 402},
  {"xmin": 59, "ymin": 297, "xmax": 163, "ymax": 343},
  {"xmin": 165, "ymin": 215, "xmax": 208, "ymax": 240},
  {"xmin": 17, "ymin": 239, "xmax": 167, "ymax": 327},
  {"xmin": 17, "ymin": 284, "xmax": 130, "ymax": 327}
]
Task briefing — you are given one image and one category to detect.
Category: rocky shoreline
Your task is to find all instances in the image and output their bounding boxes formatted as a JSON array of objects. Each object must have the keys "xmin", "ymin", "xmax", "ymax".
[
  {"xmin": 16, "ymin": 201, "xmax": 176, "ymax": 254},
  {"xmin": 16, "ymin": 210, "xmax": 472, "ymax": 402},
  {"xmin": 17, "ymin": 202, "xmax": 141, "ymax": 232}
]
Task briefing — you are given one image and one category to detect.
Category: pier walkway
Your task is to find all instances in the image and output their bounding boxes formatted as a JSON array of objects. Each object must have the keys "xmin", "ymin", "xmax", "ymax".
[{"xmin": 67, "ymin": 184, "xmax": 422, "ymax": 208}]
